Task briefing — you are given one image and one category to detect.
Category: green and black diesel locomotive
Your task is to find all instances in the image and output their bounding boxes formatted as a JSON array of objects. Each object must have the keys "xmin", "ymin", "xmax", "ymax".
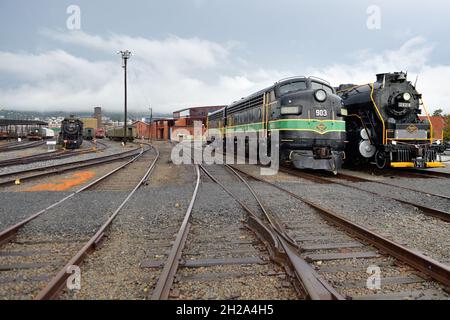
[
  {"xmin": 207, "ymin": 76, "xmax": 347, "ymax": 173},
  {"xmin": 337, "ymin": 72, "xmax": 445, "ymax": 169}
]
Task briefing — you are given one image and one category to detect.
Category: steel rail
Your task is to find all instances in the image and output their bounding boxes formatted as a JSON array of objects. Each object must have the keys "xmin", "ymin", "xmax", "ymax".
[
  {"xmin": 405, "ymin": 168, "xmax": 450, "ymax": 179},
  {"xmin": 0, "ymin": 145, "xmax": 138, "ymax": 179},
  {"xmin": 36, "ymin": 145, "xmax": 160, "ymax": 300},
  {"xmin": 150, "ymin": 164, "xmax": 201, "ymax": 300},
  {"xmin": 230, "ymin": 166, "xmax": 450, "ymax": 288},
  {"xmin": 0, "ymin": 147, "xmax": 143, "ymax": 187},
  {"xmin": 0, "ymin": 140, "xmax": 108, "ymax": 167},
  {"xmin": 0, "ymin": 140, "xmax": 45, "ymax": 151},
  {"xmin": 281, "ymin": 167, "xmax": 450, "ymax": 223},
  {"xmin": 0, "ymin": 145, "xmax": 151, "ymax": 247},
  {"xmin": 199, "ymin": 164, "xmax": 343, "ymax": 300},
  {"xmin": 332, "ymin": 171, "xmax": 450, "ymax": 201}
]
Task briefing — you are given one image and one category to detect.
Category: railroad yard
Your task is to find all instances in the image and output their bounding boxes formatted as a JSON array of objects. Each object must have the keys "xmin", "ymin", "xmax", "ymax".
[{"xmin": 0, "ymin": 140, "xmax": 448, "ymax": 300}]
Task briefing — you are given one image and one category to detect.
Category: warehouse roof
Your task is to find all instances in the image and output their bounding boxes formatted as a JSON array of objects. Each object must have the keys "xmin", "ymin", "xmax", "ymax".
[{"xmin": 0, "ymin": 119, "xmax": 48, "ymax": 126}]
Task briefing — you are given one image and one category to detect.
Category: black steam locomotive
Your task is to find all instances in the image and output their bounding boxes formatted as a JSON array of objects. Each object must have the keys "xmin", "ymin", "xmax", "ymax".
[
  {"xmin": 208, "ymin": 76, "xmax": 347, "ymax": 173},
  {"xmin": 338, "ymin": 72, "xmax": 444, "ymax": 169},
  {"xmin": 59, "ymin": 116, "xmax": 83, "ymax": 149}
]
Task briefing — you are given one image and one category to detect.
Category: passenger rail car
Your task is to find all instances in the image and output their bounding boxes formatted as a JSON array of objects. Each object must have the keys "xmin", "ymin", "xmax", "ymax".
[
  {"xmin": 27, "ymin": 127, "xmax": 55, "ymax": 140},
  {"xmin": 338, "ymin": 72, "xmax": 445, "ymax": 169},
  {"xmin": 208, "ymin": 76, "xmax": 347, "ymax": 173},
  {"xmin": 59, "ymin": 116, "xmax": 83, "ymax": 149}
]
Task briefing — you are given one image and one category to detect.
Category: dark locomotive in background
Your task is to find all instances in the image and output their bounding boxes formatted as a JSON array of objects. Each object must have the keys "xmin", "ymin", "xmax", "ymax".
[
  {"xmin": 338, "ymin": 72, "xmax": 445, "ymax": 169},
  {"xmin": 58, "ymin": 115, "xmax": 83, "ymax": 149},
  {"xmin": 208, "ymin": 76, "xmax": 347, "ymax": 173}
]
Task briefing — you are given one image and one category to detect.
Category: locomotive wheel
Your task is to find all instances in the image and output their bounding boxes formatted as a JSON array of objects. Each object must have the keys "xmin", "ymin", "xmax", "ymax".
[{"xmin": 375, "ymin": 151, "xmax": 387, "ymax": 169}]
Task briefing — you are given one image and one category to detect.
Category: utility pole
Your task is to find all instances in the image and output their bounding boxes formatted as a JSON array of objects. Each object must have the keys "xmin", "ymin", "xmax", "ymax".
[
  {"xmin": 118, "ymin": 50, "xmax": 132, "ymax": 144},
  {"xmin": 149, "ymin": 107, "xmax": 153, "ymax": 142}
]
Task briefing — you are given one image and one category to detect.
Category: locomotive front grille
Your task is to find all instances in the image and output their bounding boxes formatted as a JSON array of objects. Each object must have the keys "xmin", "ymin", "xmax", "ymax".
[{"xmin": 390, "ymin": 146, "xmax": 439, "ymax": 163}]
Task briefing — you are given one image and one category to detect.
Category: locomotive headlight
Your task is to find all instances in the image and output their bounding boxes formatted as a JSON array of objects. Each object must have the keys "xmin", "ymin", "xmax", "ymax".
[
  {"xmin": 403, "ymin": 92, "xmax": 411, "ymax": 101},
  {"xmin": 314, "ymin": 89, "xmax": 327, "ymax": 102},
  {"xmin": 281, "ymin": 106, "xmax": 301, "ymax": 115}
]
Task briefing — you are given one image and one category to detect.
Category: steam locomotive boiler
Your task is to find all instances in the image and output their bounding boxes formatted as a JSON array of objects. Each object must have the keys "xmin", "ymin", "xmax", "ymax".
[
  {"xmin": 338, "ymin": 72, "xmax": 445, "ymax": 169},
  {"xmin": 59, "ymin": 116, "xmax": 83, "ymax": 149}
]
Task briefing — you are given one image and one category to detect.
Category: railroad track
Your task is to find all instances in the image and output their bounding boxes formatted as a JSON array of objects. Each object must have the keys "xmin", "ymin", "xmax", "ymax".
[
  {"xmin": 148, "ymin": 163, "xmax": 299, "ymax": 300},
  {"xmin": 330, "ymin": 171, "xmax": 450, "ymax": 201},
  {"xmin": 0, "ymin": 145, "xmax": 144, "ymax": 188},
  {"xmin": 350, "ymin": 167, "xmax": 450, "ymax": 180},
  {"xmin": 0, "ymin": 140, "xmax": 108, "ymax": 168},
  {"xmin": 0, "ymin": 143, "xmax": 158, "ymax": 299},
  {"xmin": 280, "ymin": 167, "xmax": 450, "ymax": 223},
  {"xmin": 0, "ymin": 140, "xmax": 46, "ymax": 152},
  {"xmin": 401, "ymin": 169, "xmax": 450, "ymax": 179},
  {"xmin": 224, "ymin": 165, "xmax": 450, "ymax": 299}
]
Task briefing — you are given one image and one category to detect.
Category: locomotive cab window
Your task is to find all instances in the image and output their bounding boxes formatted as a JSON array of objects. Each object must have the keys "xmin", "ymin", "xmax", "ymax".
[
  {"xmin": 278, "ymin": 81, "xmax": 307, "ymax": 95},
  {"xmin": 311, "ymin": 82, "xmax": 334, "ymax": 94}
]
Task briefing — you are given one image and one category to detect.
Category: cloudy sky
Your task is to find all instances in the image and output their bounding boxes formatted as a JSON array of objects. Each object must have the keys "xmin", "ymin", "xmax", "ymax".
[{"xmin": 0, "ymin": 0, "xmax": 449, "ymax": 114}]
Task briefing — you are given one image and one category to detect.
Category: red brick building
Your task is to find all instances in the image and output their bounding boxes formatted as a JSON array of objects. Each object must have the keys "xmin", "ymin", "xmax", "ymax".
[
  {"xmin": 172, "ymin": 106, "xmax": 226, "ymax": 141},
  {"xmin": 133, "ymin": 119, "xmax": 175, "ymax": 141},
  {"xmin": 133, "ymin": 106, "xmax": 226, "ymax": 141},
  {"xmin": 149, "ymin": 119, "xmax": 174, "ymax": 140},
  {"xmin": 133, "ymin": 120, "xmax": 150, "ymax": 139},
  {"xmin": 419, "ymin": 116, "xmax": 444, "ymax": 141}
]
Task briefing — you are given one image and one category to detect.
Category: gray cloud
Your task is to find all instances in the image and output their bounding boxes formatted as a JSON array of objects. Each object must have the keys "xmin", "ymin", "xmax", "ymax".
[{"xmin": 0, "ymin": 31, "xmax": 448, "ymax": 114}]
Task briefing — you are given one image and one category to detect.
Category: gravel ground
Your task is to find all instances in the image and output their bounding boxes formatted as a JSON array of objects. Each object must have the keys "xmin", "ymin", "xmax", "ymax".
[
  {"xmin": 61, "ymin": 142, "xmax": 197, "ymax": 299},
  {"xmin": 0, "ymin": 191, "xmax": 72, "ymax": 231},
  {"xmin": 16, "ymin": 191, "xmax": 129, "ymax": 240},
  {"xmin": 0, "ymin": 144, "xmax": 158, "ymax": 299},
  {"xmin": 339, "ymin": 168, "xmax": 450, "ymax": 198},
  {"xmin": 61, "ymin": 185, "xmax": 195, "ymax": 300},
  {"xmin": 0, "ymin": 158, "xmax": 134, "ymax": 193},
  {"xmin": 328, "ymin": 179, "xmax": 450, "ymax": 211},
  {"xmin": 60, "ymin": 145, "xmax": 296, "ymax": 300},
  {"xmin": 200, "ymin": 165, "xmax": 449, "ymax": 299},
  {"xmin": 0, "ymin": 141, "xmax": 54, "ymax": 161},
  {"xmin": 0, "ymin": 140, "xmax": 139, "ymax": 176},
  {"xmin": 239, "ymin": 179, "xmax": 448, "ymax": 299},
  {"xmin": 281, "ymin": 182, "xmax": 449, "ymax": 263},
  {"xmin": 233, "ymin": 165, "xmax": 449, "ymax": 263},
  {"xmin": 172, "ymin": 181, "xmax": 298, "ymax": 300}
]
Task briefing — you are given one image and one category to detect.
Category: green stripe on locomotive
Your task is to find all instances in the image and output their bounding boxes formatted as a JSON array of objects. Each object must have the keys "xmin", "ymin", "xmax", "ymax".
[{"xmin": 224, "ymin": 119, "xmax": 346, "ymax": 135}]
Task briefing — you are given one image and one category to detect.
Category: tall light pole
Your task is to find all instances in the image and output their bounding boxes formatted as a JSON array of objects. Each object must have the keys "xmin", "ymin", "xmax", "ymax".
[
  {"xmin": 149, "ymin": 107, "xmax": 153, "ymax": 142},
  {"xmin": 118, "ymin": 50, "xmax": 132, "ymax": 144}
]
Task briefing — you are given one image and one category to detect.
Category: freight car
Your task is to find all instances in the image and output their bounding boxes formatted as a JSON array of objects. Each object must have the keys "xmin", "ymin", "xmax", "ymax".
[
  {"xmin": 27, "ymin": 127, "xmax": 43, "ymax": 140},
  {"xmin": 83, "ymin": 128, "xmax": 95, "ymax": 140},
  {"xmin": 95, "ymin": 128, "xmax": 106, "ymax": 139},
  {"xmin": 208, "ymin": 76, "xmax": 347, "ymax": 173},
  {"xmin": 59, "ymin": 116, "xmax": 83, "ymax": 149},
  {"xmin": 338, "ymin": 72, "xmax": 445, "ymax": 169},
  {"xmin": 107, "ymin": 126, "xmax": 136, "ymax": 142}
]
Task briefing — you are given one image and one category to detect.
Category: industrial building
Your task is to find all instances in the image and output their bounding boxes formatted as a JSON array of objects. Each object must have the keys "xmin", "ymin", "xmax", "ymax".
[
  {"xmin": 0, "ymin": 119, "xmax": 48, "ymax": 139},
  {"xmin": 80, "ymin": 118, "xmax": 98, "ymax": 130}
]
